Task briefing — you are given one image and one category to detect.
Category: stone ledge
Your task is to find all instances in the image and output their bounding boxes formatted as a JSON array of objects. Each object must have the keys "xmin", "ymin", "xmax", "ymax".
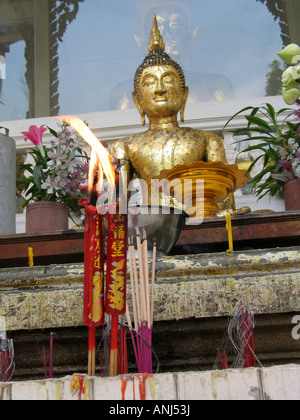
[
  {"xmin": 0, "ymin": 365, "xmax": 299, "ymax": 400},
  {"xmin": 0, "ymin": 247, "xmax": 299, "ymax": 331}
]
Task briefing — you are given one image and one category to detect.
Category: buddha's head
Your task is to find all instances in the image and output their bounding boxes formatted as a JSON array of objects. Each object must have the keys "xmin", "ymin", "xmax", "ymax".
[
  {"xmin": 135, "ymin": 0, "xmax": 198, "ymax": 58},
  {"xmin": 133, "ymin": 15, "xmax": 189, "ymax": 126}
]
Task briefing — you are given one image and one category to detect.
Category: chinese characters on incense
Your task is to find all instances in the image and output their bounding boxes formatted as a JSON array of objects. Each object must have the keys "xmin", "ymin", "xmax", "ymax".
[
  {"xmin": 83, "ymin": 205, "xmax": 105, "ymax": 377},
  {"xmin": 106, "ymin": 210, "xmax": 128, "ymax": 377},
  {"xmin": 83, "ymin": 170, "xmax": 128, "ymax": 377}
]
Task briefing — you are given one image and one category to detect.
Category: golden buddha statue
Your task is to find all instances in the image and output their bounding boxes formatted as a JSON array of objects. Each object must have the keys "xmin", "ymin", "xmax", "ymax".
[{"xmin": 110, "ymin": 15, "xmax": 248, "ymax": 217}]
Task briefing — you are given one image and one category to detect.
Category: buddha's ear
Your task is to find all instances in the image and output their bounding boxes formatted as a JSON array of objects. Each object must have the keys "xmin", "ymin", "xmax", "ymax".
[
  {"xmin": 180, "ymin": 86, "xmax": 189, "ymax": 123},
  {"xmin": 132, "ymin": 91, "xmax": 146, "ymax": 126}
]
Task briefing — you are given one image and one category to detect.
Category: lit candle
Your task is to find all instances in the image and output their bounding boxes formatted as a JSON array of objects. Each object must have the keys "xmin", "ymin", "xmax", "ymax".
[
  {"xmin": 28, "ymin": 245, "xmax": 34, "ymax": 267},
  {"xmin": 226, "ymin": 212, "xmax": 234, "ymax": 253}
]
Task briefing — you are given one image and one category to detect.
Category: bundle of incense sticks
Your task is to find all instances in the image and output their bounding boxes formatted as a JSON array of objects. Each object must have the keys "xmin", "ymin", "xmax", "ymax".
[
  {"xmin": 126, "ymin": 227, "xmax": 156, "ymax": 374},
  {"xmin": 216, "ymin": 303, "xmax": 260, "ymax": 370},
  {"xmin": 98, "ymin": 324, "xmax": 128, "ymax": 377},
  {"xmin": 43, "ymin": 333, "xmax": 54, "ymax": 379},
  {"xmin": 0, "ymin": 338, "xmax": 14, "ymax": 382},
  {"xmin": 240, "ymin": 306, "xmax": 256, "ymax": 368}
]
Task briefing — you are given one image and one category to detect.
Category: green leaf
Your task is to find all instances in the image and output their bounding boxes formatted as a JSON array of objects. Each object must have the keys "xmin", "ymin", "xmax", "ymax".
[
  {"xmin": 0, "ymin": 126, "xmax": 9, "ymax": 136},
  {"xmin": 18, "ymin": 164, "xmax": 34, "ymax": 174},
  {"xmin": 277, "ymin": 107, "xmax": 294, "ymax": 118},
  {"xmin": 33, "ymin": 165, "xmax": 42, "ymax": 187},
  {"xmin": 246, "ymin": 154, "xmax": 265, "ymax": 173},
  {"xmin": 263, "ymin": 154, "xmax": 270, "ymax": 167},
  {"xmin": 269, "ymin": 183, "xmax": 283, "ymax": 196},
  {"xmin": 245, "ymin": 115, "xmax": 272, "ymax": 130},
  {"xmin": 250, "ymin": 167, "xmax": 272, "ymax": 184},
  {"xmin": 47, "ymin": 126, "xmax": 58, "ymax": 138},
  {"xmin": 16, "ymin": 177, "xmax": 34, "ymax": 186},
  {"xmin": 223, "ymin": 106, "xmax": 257, "ymax": 130},
  {"xmin": 240, "ymin": 143, "xmax": 274, "ymax": 153},
  {"xmin": 265, "ymin": 103, "xmax": 276, "ymax": 122}
]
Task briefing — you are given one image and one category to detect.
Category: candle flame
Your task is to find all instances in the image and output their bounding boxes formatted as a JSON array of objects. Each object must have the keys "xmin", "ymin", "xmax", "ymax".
[{"xmin": 57, "ymin": 116, "xmax": 115, "ymax": 196}]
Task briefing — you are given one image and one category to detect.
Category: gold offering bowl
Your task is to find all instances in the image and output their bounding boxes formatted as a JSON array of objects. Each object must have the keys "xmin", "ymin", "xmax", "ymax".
[{"xmin": 154, "ymin": 161, "xmax": 249, "ymax": 219}]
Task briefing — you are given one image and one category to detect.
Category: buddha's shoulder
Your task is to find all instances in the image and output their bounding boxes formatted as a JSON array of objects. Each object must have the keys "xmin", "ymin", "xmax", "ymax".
[
  {"xmin": 109, "ymin": 128, "xmax": 221, "ymax": 153},
  {"xmin": 111, "ymin": 131, "xmax": 148, "ymax": 145},
  {"xmin": 110, "ymin": 133, "xmax": 145, "ymax": 157},
  {"xmin": 179, "ymin": 127, "xmax": 221, "ymax": 140},
  {"xmin": 109, "ymin": 137, "xmax": 128, "ymax": 158}
]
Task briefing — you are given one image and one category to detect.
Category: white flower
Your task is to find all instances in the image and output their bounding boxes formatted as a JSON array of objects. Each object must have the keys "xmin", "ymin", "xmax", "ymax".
[
  {"xmin": 41, "ymin": 176, "xmax": 61, "ymax": 195},
  {"xmin": 282, "ymin": 66, "xmax": 300, "ymax": 89}
]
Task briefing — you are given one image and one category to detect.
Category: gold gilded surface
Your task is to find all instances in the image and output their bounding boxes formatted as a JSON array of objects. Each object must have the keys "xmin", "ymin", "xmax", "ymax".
[
  {"xmin": 154, "ymin": 161, "xmax": 249, "ymax": 218},
  {"xmin": 148, "ymin": 14, "xmax": 165, "ymax": 52},
  {"xmin": 110, "ymin": 15, "xmax": 245, "ymax": 217}
]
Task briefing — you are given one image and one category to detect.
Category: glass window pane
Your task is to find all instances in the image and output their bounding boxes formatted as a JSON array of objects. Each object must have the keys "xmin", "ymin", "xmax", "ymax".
[
  {"xmin": 0, "ymin": 0, "xmax": 298, "ymax": 122},
  {"xmin": 0, "ymin": 0, "xmax": 34, "ymax": 121}
]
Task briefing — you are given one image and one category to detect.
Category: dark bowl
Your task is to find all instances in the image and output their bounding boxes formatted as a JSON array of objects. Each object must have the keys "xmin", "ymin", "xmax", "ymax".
[{"xmin": 128, "ymin": 205, "xmax": 188, "ymax": 255}]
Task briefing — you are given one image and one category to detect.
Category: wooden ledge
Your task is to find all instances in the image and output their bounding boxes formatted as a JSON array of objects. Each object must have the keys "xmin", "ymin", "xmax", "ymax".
[
  {"xmin": 0, "ymin": 246, "xmax": 299, "ymax": 331},
  {"xmin": 0, "ymin": 211, "xmax": 299, "ymax": 268}
]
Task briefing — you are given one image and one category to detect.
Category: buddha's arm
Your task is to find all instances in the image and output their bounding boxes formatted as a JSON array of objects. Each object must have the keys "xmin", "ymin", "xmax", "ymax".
[
  {"xmin": 204, "ymin": 132, "xmax": 236, "ymax": 212},
  {"xmin": 204, "ymin": 132, "xmax": 228, "ymax": 164}
]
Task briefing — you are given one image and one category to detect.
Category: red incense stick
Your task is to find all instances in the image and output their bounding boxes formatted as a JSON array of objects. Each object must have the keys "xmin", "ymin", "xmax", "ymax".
[
  {"xmin": 105, "ymin": 206, "xmax": 128, "ymax": 376},
  {"xmin": 84, "ymin": 205, "xmax": 105, "ymax": 376}
]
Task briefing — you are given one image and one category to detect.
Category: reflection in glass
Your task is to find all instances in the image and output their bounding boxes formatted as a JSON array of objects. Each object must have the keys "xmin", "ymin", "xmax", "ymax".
[
  {"xmin": 55, "ymin": 0, "xmax": 292, "ymax": 113},
  {"xmin": 111, "ymin": 0, "xmax": 235, "ymax": 109},
  {"xmin": 0, "ymin": 0, "xmax": 294, "ymax": 121},
  {"xmin": 0, "ymin": 0, "xmax": 34, "ymax": 121},
  {"xmin": 234, "ymin": 134, "xmax": 254, "ymax": 195}
]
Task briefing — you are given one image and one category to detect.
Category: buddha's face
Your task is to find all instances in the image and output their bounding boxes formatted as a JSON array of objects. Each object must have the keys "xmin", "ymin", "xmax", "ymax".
[
  {"xmin": 156, "ymin": 8, "xmax": 190, "ymax": 56},
  {"xmin": 136, "ymin": 65, "xmax": 187, "ymax": 119}
]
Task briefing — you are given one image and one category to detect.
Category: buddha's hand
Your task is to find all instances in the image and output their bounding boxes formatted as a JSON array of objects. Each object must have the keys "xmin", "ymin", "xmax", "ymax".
[{"xmin": 216, "ymin": 206, "xmax": 251, "ymax": 217}]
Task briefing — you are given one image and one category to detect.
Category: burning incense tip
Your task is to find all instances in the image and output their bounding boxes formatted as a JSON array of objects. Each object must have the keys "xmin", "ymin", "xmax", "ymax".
[{"xmin": 142, "ymin": 228, "xmax": 147, "ymax": 241}]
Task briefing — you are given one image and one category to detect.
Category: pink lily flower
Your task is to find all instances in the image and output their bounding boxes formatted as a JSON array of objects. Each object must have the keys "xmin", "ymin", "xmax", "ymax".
[{"xmin": 21, "ymin": 125, "xmax": 47, "ymax": 158}]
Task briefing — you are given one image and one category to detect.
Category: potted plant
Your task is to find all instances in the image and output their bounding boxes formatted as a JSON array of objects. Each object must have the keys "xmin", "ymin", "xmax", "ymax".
[
  {"xmin": 17, "ymin": 122, "xmax": 90, "ymax": 232},
  {"xmin": 224, "ymin": 44, "xmax": 300, "ymax": 211}
]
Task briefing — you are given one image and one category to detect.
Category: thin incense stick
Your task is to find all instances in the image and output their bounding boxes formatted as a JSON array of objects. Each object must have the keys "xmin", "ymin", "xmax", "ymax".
[
  {"xmin": 151, "ymin": 243, "xmax": 156, "ymax": 327},
  {"xmin": 49, "ymin": 333, "xmax": 53, "ymax": 379},
  {"xmin": 142, "ymin": 229, "xmax": 151, "ymax": 326},
  {"xmin": 126, "ymin": 303, "xmax": 141, "ymax": 372},
  {"xmin": 126, "ymin": 229, "xmax": 157, "ymax": 374},
  {"xmin": 109, "ymin": 316, "xmax": 119, "ymax": 377},
  {"xmin": 129, "ymin": 241, "xmax": 138, "ymax": 330},
  {"xmin": 88, "ymin": 326, "xmax": 96, "ymax": 376},
  {"xmin": 128, "ymin": 242, "xmax": 142, "ymax": 365},
  {"xmin": 135, "ymin": 228, "xmax": 147, "ymax": 322},
  {"xmin": 132, "ymin": 242, "xmax": 141, "ymax": 324}
]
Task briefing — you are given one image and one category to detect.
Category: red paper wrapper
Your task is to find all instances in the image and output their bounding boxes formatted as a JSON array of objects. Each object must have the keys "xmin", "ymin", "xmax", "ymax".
[
  {"xmin": 105, "ymin": 211, "xmax": 128, "ymax": 316},
  {"xmin": 84, "ymin": 205, "xmax": 105, "ymax": 327}
]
